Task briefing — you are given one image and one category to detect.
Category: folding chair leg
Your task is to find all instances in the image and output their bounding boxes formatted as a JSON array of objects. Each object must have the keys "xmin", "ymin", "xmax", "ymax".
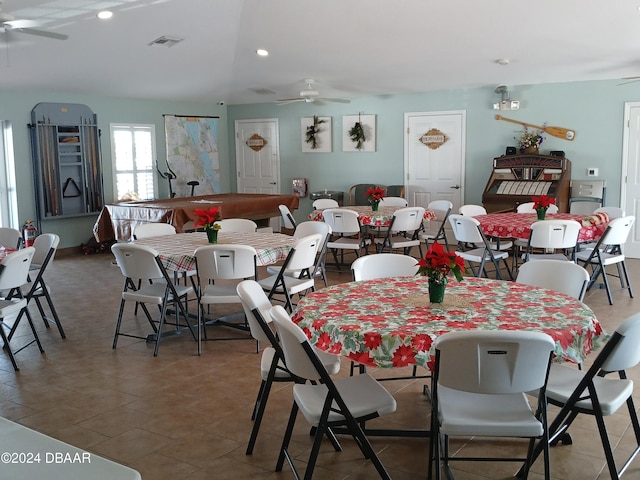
[
  {"xmin": 112, "ymin": 299, "xmax": 127, "ymax": 349},
  {"xmin": 23, "ymin": 309, "xmax": 44, "ymax": 354},
  {"xmin": 305, "ymin": 422, "xmax": 328, "ymax": 480},
  {"xmin": 0, "ymin": 324, "xmax": 19, "ymax": 371},
  {"xmin": 153, "ymin": 303, "xmax": 169, "ymax": 357},
  {"xmin": 37, "ymin": 290, "xmax": 66, "ymax": 338},
  {"xmin": 620, "ymin": 261, "xmax": 634, "ymax": 299},
  {"xmin": 276, "ymin": 401, "xmax": 299, "ymax": 474},
  {"xmin": 246, "ymin": 378, "xmax": 272, "ymax": 455}
]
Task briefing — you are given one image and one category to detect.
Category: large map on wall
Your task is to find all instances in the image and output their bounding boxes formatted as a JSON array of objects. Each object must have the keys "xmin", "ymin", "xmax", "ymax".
[{"xmin": 164, "ymin": 115, "xmax": 221, "ymax": 197}]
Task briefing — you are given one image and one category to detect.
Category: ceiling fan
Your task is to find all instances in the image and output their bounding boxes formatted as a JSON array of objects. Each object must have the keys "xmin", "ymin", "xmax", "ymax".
[
  {"xmin": 618, "ymin": 76, "xmax": 640, "ymax": 86},
  {"xmin": 0, "ymin": 5, "xmax": 68, "ymax": 41},
  {"xmin": 276, "ymin": 79, "xmax": 350, "ymax": 105}
]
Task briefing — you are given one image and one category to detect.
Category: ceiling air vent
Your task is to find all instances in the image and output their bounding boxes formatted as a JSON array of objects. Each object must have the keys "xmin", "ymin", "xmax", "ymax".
[{"xmin": 148, "ymin": 36, "xmax": 183, "ymax": 47}]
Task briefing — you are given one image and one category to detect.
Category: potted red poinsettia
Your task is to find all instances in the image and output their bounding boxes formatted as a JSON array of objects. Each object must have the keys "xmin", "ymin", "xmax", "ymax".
[
  {"xmin": 194, "ymin": 206, "xmax": 222, "ymax": 243},
  {"xmin": 532, "ymin": 195, "xmax": 555, "ymax": 220},
  {"xmin": 416, "ymin": 241, "xmax": 465, "ymax": 303},
  {"xmin": 365, "ymin": 186, "xmax": 385, "ymax": 211}
]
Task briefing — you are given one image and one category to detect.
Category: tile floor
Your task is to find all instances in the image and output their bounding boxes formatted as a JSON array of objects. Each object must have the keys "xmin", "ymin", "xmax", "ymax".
[{"xmin": 0, "ymin": 248, "xmax": 639, "ymax": 479}]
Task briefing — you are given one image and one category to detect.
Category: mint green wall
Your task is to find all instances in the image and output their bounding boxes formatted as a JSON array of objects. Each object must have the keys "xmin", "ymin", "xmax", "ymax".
[
  {"xmin": 3, "ymin": 79, "xmax": 639, "ymax": 248},
  {"xmin": 229, "ymin": 79, "xmax": 640, "ymax": 224},
  {"xmin": 0, "ymin": 92, "xmax": 227, "ymax": 248}
]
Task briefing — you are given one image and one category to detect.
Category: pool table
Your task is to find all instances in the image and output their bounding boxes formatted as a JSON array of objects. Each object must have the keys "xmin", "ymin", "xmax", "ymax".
[{"xmin": 93, "ymin": 193, "xmax": 299, "ymax": 242}]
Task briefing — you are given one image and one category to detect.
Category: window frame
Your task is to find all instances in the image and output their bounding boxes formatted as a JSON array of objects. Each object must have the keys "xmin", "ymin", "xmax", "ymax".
[
  {"xmin": 0, "ymin": 121, "xmax": 19, "ymax": 229},
  {"xmin": 109, "ymin": 123, "xmax": 158, "ymax": 201}
]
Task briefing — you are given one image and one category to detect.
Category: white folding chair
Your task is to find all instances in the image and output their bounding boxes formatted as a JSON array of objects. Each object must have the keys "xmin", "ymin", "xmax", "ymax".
[
  {"xmin": 458, "ymin": 204, "xmax": 513, "ymax": 252},
  {"xmin": 22, "ymin": 233, "xmax": 65, "ymax": 338},
  {"xmin": 258, "ymin": 234, "xmax": 322, "ymax": 311},
  {"xmin": 193, "ymin": 244, "xmax": 257, "ymax": 353},
  {"xmin": 133, "ymin": 222, "xmax": 176, "ymax": 238},
  {"xmin": 428, "ymin": 330, "xmax": 555, "ymax": 480},
  {"xmin": 517, "ymin": 202, "xmax": 559, "ymax": 214},
  {"xmin": 270, "ymin": 305, "xmax": 396, "ymax": 480},
  {"xmin": 374, "ymin": 206, "xmax": 425, "ymax": 256},
  {"xmin": 458, "ymin": 204, "xmax": 487, "ymax": 216},
  {"xmin": 237, "ymin": 280, "xmax": 340, "ymax": 455},
  {"xmin": 312, "ymin": 198, "xmax": 339, "ymax": 210},
  {"xmin": 111, "ymin": 243, "xmax": 196, "ymax": 356},
  {"xmin": 378, "ymin": 196, "xmax": 408, "ymax": 207},
  {"xmin": 0, "ymin": 227, "xmax": 22, "ymax": 249},
  {"xmin": 267, "ymin": 221, "xmax": 332, "ymax": 287},
  {"xmin": 579, "ymin": 207, "xmax": 624, "ymax": 251},
  {"xmin": 516, "ymin": 259, "xmax": 590, "ymax": 300},
  {"xmin": 513, "ymin": 205, "xmax": 560, "ymax": 268},
  {"xmin": 576, "ymin": 215, "xmax": 635, "ymax": 305},
  {"xmin": 134, "ymin": 222, "xmax": 197, "ymax": 286},
  {"xmin": 367, "ymin": 198, "xmax": 407, "ymax": 239},
  {"xmin": 526, "ymin": 312, "xmax": 640, "ymax": 480},
  {"xmin": 0, "ymin": 247, "xmax": 44, "ymax": 371},
  {"xmin": 323, "ymin": 208, "xmax": 371, "ymax": 270},
  {"xmin": 351, "ymin": 253, "xmax": 418, "ymax": 281},
  {"xmin": 523, "ymin": 219, "xmax": 581, "ymax": 262},
  {"xmin": 213, "ymin": 218, "xmax": 257, "ymax": 233},
  {"xmin": 279, "ymin": 204, "xmax": 297, "ymax": 230},
  {"xmin": 448, "ymin": 214, "xmax": 513, "ymax": 280},
  {"xmin": 420, "ymin": 200, "xmax": 453, "ymax": 250}
]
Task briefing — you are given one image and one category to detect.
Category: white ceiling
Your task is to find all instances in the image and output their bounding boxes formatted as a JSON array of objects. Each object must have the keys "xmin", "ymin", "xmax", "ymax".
[{"xmin": 1, "ymin": 0, "xmax": 640, "ymax": 106}]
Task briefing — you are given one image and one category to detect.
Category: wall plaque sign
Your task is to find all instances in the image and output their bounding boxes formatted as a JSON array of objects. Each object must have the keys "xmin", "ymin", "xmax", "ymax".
[
  {"xmin": 420, "ymin": 128, "xmax": 448, "ymax": 150},
  {"xmin": 246, "ymin": 133, "xmax": 268, "ymax": 152}
]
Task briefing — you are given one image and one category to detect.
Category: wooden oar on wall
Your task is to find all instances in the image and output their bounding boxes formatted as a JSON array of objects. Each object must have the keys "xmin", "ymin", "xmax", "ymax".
[{"xmin": 495, "ymin": 114, "xmax": 576, "ymax": 141}]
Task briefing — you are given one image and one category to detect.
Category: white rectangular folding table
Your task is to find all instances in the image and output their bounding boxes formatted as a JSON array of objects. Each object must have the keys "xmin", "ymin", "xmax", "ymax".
[{"xmin": 0, "ymin": 417, "xmax": 142, "ymax": 479}]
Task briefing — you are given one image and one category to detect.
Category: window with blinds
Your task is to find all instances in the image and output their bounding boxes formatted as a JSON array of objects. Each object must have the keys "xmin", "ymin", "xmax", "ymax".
[{"xmin": 110, "ymin": 124, "xmax": 157, "ymax": 201}]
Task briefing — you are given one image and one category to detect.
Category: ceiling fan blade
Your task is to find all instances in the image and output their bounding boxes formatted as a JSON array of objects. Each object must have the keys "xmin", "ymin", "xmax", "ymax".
[
  {"xmin": 276, "ymin": 98, "xmax": 305, "ymax": 105},
  {"xmin": 16, "ymin": 27, "xmax": 68, "ymax": 40},
  {"xmin": 4, "ymin": 19, "xmax": 40, "ymax": 29},
  {"xmin": 319, "ymin": 97, "xmax": 351, "ymax": 104},
  {"xmin": 618, "ymin": 77, "xmax": 640, "ymax": 86}
]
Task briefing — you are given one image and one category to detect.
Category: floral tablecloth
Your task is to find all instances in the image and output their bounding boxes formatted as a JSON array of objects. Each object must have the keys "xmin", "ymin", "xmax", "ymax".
[
  {"xmin": 476, "ymin": 212, "xmax": 608, "ymax": 242},
  {"xmin": 308, "ymin": 206, "xmax": 436, "ymax": 227},
  {"xmin": 133, "ymin": 231, "xmax": 295, "ymax": 271},
  {"xmin": 292, "ymin": 276, "xmax": 606, "ymax": 370}
]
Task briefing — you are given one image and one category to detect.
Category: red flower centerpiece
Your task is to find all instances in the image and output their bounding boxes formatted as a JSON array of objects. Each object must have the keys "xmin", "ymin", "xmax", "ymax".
[
  {"xmin": 194, "ymin": 206, "xmax": 222, "ymax": 243},
  {"xmin": 416, "ymin": 241, "xmax": 465, "ymax": 303},
  {"xmin": 365, "ymin": 186, "xmax": 385, "ymax": 211},
  {"xmin": 532, "ymin": 195, "xmax": 555, "ymax": 220}
]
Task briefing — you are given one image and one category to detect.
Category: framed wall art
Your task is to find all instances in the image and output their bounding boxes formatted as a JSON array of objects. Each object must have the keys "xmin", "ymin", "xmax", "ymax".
[
  {"xmin": 342, "ymin": 114, "xmax": 376, "ymax": 152},
  {"xmin": 301, "ymin": 116, "xmax": 332, "ymax": 153}
]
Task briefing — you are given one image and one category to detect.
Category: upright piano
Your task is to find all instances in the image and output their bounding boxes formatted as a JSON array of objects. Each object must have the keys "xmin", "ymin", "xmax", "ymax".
[{"xmin": 481, "ymin": 153, "xmax": 571, "ymax": 213}]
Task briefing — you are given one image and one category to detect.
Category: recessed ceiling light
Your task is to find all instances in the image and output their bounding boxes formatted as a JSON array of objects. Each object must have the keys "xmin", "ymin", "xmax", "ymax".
[
  {"xmin": 496, "ymin": 58, "xmax": 510, "ymax": 66},
  {"xmin": 256, "ymin": 49, "xmax": 269, "ymax": 57},
  {"xmin": 97, "ymin": 10, "xmax": 113, "ymax": 20}
]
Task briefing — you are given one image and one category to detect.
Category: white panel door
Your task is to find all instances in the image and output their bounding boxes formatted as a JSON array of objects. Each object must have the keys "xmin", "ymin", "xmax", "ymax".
[
  {"xmin": 235, "ymin": 119, "xmax": 280, "ymax": 194},
  {"xmin": 404, "ymin": 110, "xmax": 465, "ymax": 238},
  {"xmin": 622, "ymin": 103, "xmax": 640, "ymax": 258}
]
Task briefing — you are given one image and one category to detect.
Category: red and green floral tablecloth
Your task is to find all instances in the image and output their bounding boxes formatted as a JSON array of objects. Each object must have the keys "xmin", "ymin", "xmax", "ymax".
[
  {"xmin": 307, "ymin": 206, "xmax": 436, "ymax": 227},
  {"xmin": 133, "ymin": 231, "xmax": 295, "ymax": 270},
  {"xmin": 475, "ymin": 212, "xmax": 608, "ymax": 242},
  {"xmin": 292, "ymin": 276, "xmax": 606, "ymax": 370}
]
